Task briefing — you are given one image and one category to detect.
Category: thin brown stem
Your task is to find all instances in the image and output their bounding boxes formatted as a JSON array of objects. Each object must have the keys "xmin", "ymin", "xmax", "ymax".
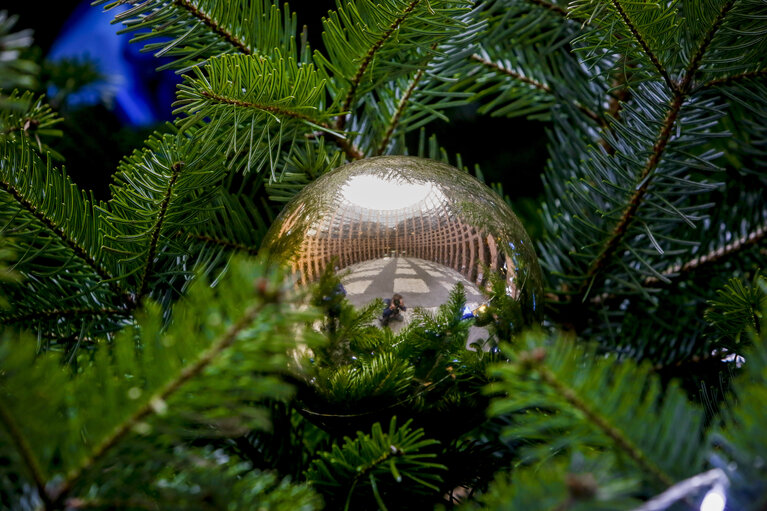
[
  {"xmin": 471, "ymin": 54, "xmax": 603, "ymax": 124},
  {"xmin": 335, "ymin": 0, "xmax": 423, "ymax": 132},
  {"xmin": 376, "ymin": 58, "xmax": 431, "ymax": 155},
  {"xmin": 575, "ymin": 93, "xmax": 684, "ymax": 301},
  {"xmin": 198, "ymin": 91, "xmax": 364, "ymax": 160},
  {"xmin": 50, "ymin": 298, "xmax": 271, "ymax": 506},
  {"xmin": 679, "ymin": 0, "xmax": 738, "ymax": 93},
  {"xmin": 609, "ymin": 0, "xmax": 676, "ymax": 92},
  {"xmin": 135, "ymin": 162, "xmax": 183, "ymax": 305},
  {"xmin": 699, "ymin": 68, "xmax": 767, "ymax": 91},
  {"xmin": 534, "ymin": 362, "xmax": 675, "ymax": 487},
  {"xmin": 0, "ymin": 400, "xmax": 52, "ymax": 508},
  {"xmin": 644, "ymin": 223, "xmax": 766, "ymax": 287},
  {"xmin": 172, "ymin": 0, "xmax": 251, "ymax": 55},
  {"xmin": 573, "ymin": 0, "xmax": 738, "ymax": 302},
  {"xmin": 0, "ymin": 180, "xmax": 131, "ymax": 304},
  {"xmin": 1, "ymin": 307, "xmax": 131, "ymax": 326},
  {"xmin": 198, "ymin": 91, "xmax": 322, "ymax": 123}
]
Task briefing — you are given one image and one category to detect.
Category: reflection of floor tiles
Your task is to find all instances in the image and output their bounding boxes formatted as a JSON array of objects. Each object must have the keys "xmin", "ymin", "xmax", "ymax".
[
  {"xmin": 393, "ymin": 278, "xmax": 430, "ymax": 293},
  {"xmin": 344, "ymin": 270, "xmax": 382, "ymax": 278},
  {"xmin": 343, "ymin": 280, "xmax": 372, "ymax": 294},
  {"xmin": 337, "ymin": 256, "xmax": 490, "ymax": 346}
]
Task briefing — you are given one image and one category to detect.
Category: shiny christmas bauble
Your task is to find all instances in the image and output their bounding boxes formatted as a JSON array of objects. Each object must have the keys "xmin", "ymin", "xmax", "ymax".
[{"xmin": 260, "ymin": 155, "xmax": 542, "ymax": 326}]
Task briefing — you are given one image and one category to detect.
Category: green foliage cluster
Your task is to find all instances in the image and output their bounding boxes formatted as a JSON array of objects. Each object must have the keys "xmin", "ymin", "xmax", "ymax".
[{"xmin": 0, "ymin": 0, "xmax": 766, "ymax": 509}]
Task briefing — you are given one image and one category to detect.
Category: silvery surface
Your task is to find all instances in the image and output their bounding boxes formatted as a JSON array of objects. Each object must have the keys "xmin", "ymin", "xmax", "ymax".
[{"xmin": 260, "ymin": 155, "xmax": 542, "ymax": 325}]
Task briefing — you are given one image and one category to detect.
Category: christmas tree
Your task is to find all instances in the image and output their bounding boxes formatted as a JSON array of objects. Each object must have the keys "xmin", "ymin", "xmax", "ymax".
[{"xmin": 1, "ymin": 1, "xmax": 766, "ymax": 509}]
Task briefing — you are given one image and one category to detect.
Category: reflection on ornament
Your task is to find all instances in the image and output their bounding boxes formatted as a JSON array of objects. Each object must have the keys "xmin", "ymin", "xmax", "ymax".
[{"xmin": 261, "ymin": 155, "xmax": 542, "ymax": 324}]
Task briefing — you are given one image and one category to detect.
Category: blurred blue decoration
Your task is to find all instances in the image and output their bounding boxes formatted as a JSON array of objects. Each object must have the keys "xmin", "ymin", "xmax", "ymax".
[{"xmin": 48, "ymin": 0, "xmax": 180, "ymax": 126}]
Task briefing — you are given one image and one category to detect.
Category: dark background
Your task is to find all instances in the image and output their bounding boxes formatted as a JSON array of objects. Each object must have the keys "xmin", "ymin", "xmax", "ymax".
[{"xmin": 9, "ymin": 1, "xmax": 548, "ymax": 234}]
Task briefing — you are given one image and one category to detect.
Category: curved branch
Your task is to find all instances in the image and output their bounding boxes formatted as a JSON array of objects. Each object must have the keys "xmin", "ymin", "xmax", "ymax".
[
  {"xmin": 533, "ymin": 362, "xmax": 675, "ymax": 487},
  {"xmin": 376, "ymin": 63, "xmax": 429, "ymax": 155},
  {"xmin": 608, "ymin": 0, "xmax": 675, "ymax": 92},
  {"xmin": 50, "ymin": 296, "xmax": 272, "ymax": 506},
  {"xmin": 0, "ymin": 400, "xmax": 52, "ymax": 508},
  {"xmin": 198, "ymin": 91, "xmax": 364, "ymax": 160},
  {"xmin": 573, "ymin": 0, "xmax": 739, "ymax": 302},
  {"xmin": 335, "ymin": 0, "xmax": 423, "ymax": 132},
  {"xmin": 0, "ymin": 180, "xmax": 130, "ymax": 303},
  {"xmin": 470, "ymin": 54, "xmax": 602, "ymax": 124},
  {"xmin": 172, "ymin": 0, "xmax": 251, "ymax": 55},
  {"xmin": 135, "ymin": 162, "xmax": 183, "ymax": 305}
]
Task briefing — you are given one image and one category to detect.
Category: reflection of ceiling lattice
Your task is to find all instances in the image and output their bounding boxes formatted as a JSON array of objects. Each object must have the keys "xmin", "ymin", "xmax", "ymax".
[{"xmin": 293, "ymin": 192, "xmax": 505, "ymax": 286}]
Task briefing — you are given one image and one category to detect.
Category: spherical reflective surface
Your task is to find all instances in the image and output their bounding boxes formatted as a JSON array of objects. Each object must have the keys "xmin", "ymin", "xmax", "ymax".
[{"xmin": 261, "ymin": 155, "xmax": 542, "ymax": 325}]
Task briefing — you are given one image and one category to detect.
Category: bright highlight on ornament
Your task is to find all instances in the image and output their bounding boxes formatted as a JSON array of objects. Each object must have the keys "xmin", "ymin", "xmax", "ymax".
[
  {"xmin": 261, "ymin": 155, "xmax": 543, "ymax": 327},
  {"xmin": 341, "ymin": 174, "xmax": 438, "ymax": 211},
  {"xmin": 699, "ymin": 486, "xmax": 726, "ymax": 511}
]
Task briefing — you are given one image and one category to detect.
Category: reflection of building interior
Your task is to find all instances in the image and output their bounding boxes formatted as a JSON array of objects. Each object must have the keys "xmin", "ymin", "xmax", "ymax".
[
  {"xmin": 341, "ymin": 257, "xmax": 488, "ymax": 343},
  {"xmin": 283, "ymin": 174, "xmax": 512, "ymax": 290},
  {"xmin": 341, "ymin": 257, "xmax": 484, "ymax": 309}
]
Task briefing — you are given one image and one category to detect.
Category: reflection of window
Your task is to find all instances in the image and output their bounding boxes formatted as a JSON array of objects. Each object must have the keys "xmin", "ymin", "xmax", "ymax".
[{"xmin": 341, "ymin": 175, "xmax": 444, "ymax": 211}]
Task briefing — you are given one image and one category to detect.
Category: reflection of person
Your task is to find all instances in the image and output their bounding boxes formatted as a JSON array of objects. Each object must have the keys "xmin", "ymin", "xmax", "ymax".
[{"xmin": 381, "ymin": 293, "xmax": 406, "ymax": 326}]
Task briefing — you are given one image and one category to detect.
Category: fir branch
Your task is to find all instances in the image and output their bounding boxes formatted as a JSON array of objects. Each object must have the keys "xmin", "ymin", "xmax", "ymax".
[
  {"xmin": 529, "ymin": 357, "xmax": 675, "ymax": 487},
  {"xmin": 335, "ymin": 0, "xmax": 423, "ymax": 132},
  {"xmin": 645, "ymin": 223, "xmax": 767, "ymax": 287},
  {"xmin": 347, "ymin": 447, "xmax": 404, "ymax": 508},
  {"xmin": 196, "ymin": 91, "xmax": 364, "ymax": 160},
  {"xmin": 0, "ymin": 179, "xmax": 129, "ymax": 303},
  {"xmin": 699, "ymin": 68, "xmax": 767, "ymax": 91},
  {"xmin": 1, "ymin": 307, "xmax": 131, "ymax": 326},
  {"xmin": 679, "ymin": 0, "xmax": 738, "ymax": 93},
  {"xmin": 376, "ymin": 62, "xmax": 430, "ymax": 155},
  {"xmin": 172, "ymin": 0, "xmax": 252, "ymax": 55},
  {"xmin": 198, "ymin": 90, "xmax": 324, "ymax": 125},
  {"xmin": 574, "ymin": 93, "xmax": 684, "ymax": 301},
  {"xmin": 573, "ymin": 0, "xmax": 739, "ymax": 302},
  {"xmin": 470, "ymin": 54, "xmax": 602, "ymax": 124},
  {"xmin": 608, "ymin": 0, "xmax": 675, "ymax": 92},
  {"xmin": 0, "ymin": 399, "xmax": 52, "ymax": 508},
  {"xmin": 135, "ymin": 161, "xmax": 183, "ymax": 306},
  {"xmin": 179, "ymin": 231, "xmax": 259, "ymax": 256},
  {"xmin": 50, "ymin": 295, "xmax": 273, "ymax": 506}
]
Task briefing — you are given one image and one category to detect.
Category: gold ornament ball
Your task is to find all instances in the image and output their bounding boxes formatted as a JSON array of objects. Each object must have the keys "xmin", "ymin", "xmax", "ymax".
[{"xmin": 260, "ymin": 155, "xmax": 542, "ymax": 324}]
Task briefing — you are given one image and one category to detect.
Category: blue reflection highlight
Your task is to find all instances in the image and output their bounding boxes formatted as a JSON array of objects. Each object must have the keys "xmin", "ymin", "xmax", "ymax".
[{"xmin": 47, "ymin": 0, "xmax": 180, "ymax": 126}]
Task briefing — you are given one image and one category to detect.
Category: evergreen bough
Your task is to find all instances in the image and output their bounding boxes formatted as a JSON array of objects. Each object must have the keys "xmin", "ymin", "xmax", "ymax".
[{"xmin": 0, "ymin": 0, "xmax": 765, "ymax": 509}]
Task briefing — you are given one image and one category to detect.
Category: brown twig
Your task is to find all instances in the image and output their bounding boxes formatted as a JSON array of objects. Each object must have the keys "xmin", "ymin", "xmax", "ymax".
[
  {"xmin": 376, "ymin": 55, "xmax": 432, "ymax": 155},
  {"xmin": 470, "ymin": 54, "xmax": 602, "ymax": 124},
  {"xmin": 135, "ymin": 161, "xmax": 183, "ymax": 306},
  {"xmin": 172, "ymin": 0, "xmax": 251, "ymax": 55},
  {"xmin": 50, "ymin": 297, "xmax": 272, "ymax": 507},
  {"xmin": 198, "ymin": 90, "xmax": 364, "ymax": 160},
  {"xmin": 0, "ymin": 400, "xmax": 52, "ymax": 508},
  {"xmin": 608, "ymin": 0, "xmax": 676, "ymax": 92},
  {"xmin": 335, "ymin": 0, "xmax": 423, "ymax": 133},
  {"xmin": 572, "ymin": 0, "xmax": 738, "ymax": 303}
]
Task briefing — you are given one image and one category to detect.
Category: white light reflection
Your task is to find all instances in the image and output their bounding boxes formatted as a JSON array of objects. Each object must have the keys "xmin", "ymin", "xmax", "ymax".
[
  {"xmin": 341, "ymin": 175, "xmax": 434, "ymax": 211},
  {"xmin": 699, "ymin": 486, "xmax": 726, "ymax": 511}
]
